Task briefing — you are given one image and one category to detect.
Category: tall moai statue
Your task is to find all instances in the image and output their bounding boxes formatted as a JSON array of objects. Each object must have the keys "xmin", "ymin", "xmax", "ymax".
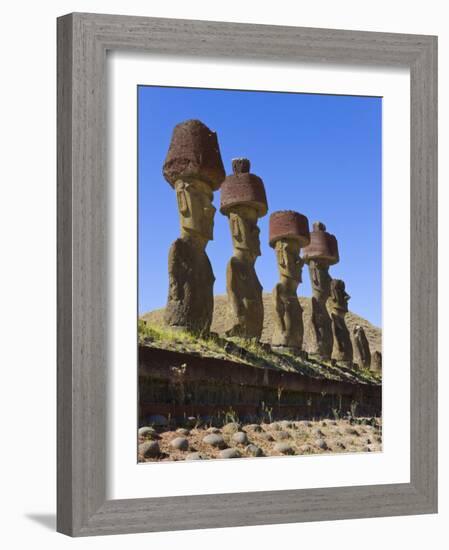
[
  {"xmin": 328, "ymin": 279, "xmax": 353, "ymax": 365},
  {"xmin": 372, "ymin": 350, "xmax": 382, "ymax": 372},
  {"xmin": 302, "ymin": 222, "xmax": 339, "ymax": 360},
  {"xmin": 353, "ymin": 325, "xmax": 371, "ymax": 369},
  {"xmin": 220, "ymin": 158, "xmax": 268, "ymax": 340},
  {"xmin": 162, "ymin": 119, "xmax": 225, "ymax": 335},
  {"xmin": 269, "ymin": 210, "xmax": 310, "ymax": 353}
]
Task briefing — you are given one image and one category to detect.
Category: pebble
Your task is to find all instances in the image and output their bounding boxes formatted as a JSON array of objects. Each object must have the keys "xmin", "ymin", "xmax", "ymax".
[
  {"xmin": 273, "ymin": 442, "xmax": 295, "ymax": 455},
  {"xmin": 202, "ymin": 433, "xmax": 227, "ymax": 449},
  {"xmin": 222, "ymin": 422, "xmax": 241, "ymax": 433},
  {"xmin": 170, "ymin": 437, "xmax": 189, "ymax": 451},
  {"xmin": 246, "ymin": 444, "xmax": 263, "ymax": 457},
  {"xmin": 219, "ymin": 448, "xmax": 241, "ymax": 459},
  {"xmin": 138, "ymin": 426, "xmax": 158, "ymax": 439},
  {"xmin": 139, "ymin": 441, "xmax": 160, "ymax": 458},
  {"xmin": 185, "ymin": 452, "xmax": 206, "ymax": 461},
  {"xmin": 315, "ymin": 439, "xmax": 329, "ymax": 450},
  {"xmin": 232, "ymin": 432, "xmax": 248, "ymax": 445}
]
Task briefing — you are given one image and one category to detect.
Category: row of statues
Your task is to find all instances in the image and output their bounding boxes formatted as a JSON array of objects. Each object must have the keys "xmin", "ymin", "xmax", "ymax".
[{"xmin": 160, "ymin": 119, "xmax": 380, "ymax": 370}]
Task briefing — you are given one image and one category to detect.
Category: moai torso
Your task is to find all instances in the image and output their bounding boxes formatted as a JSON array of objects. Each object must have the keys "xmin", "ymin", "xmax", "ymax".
[
  {"xmin": 353, "ymin": 325, "xmax": 371, "ymax": 369},
  {"xmin": 372, "ymin": 350, "xmax": 382, "ymax": 372},
  {"xmin": 269, "ymin": 210, "xmax": 310, "ymax": 352},
  {"xmin": 162, "ymin": 119, "xmax": 225, "ymax": 335},
  {"xmin": 165, "ymin": 238, "xmax": 215, "ymax": 334},
  {"xmin": 328, "ymin": 279, "xmax": 353, "ymax": 364},
  {"xmin": 220, "ymin": 159, "xmax": 268, "ymax": 341},
  {"xmin": 302, "ymin": 222, "xmax": 339, "ymax": 361},
  {"xmin": 308, "ymin": 261, "xmax": 333, "ymax": 360}
]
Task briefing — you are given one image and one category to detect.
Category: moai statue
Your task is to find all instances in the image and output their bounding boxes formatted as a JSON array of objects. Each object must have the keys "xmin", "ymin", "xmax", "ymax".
[
  {"xmin": 372, "ymin": 350, "xmax": 382, "ymax": 372},
  {"xmin": 220, "ymin": 158, "xmax": 268, "ymax": 340},
  {"xmin": 162, "ymin": 119, "xmax": 225, "ymax": 335},
  {"xmin": 328, "ymin": 279, "xmax": 353, "ymax": 365},
  {"xmin": 353, "ymin": 325, "xmax": 371, "ymax": 369},
  {"xmin": 269, "ymin": 210, "xmax": 310, "ymax": 353},
  {"xmin": 302, "ymin": 222, "xmax": 339, "ymax": 360}
]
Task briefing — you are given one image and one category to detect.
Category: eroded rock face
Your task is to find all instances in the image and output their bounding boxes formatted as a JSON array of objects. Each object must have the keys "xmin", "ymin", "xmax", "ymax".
[
  {"xmin": 269, "ymin": 211, "xmax": 310, "ymax": 352},
  {"xmin": 220, "ymin": 159, "xmax": 268, "ymax": 340},
  {"xmin": 353, "ymin": 325, "xmax": 371, "ymax": 369},
  {"xmin": 302, "ymin": 222, "xmax": 339, "ymax": 360},
  {"xmin": 162, "ymin": 120, "xmax": 225, "ymax": 335},
  {"xmin": 328, "ymin": 279, "xmax": 353, "ymax": 364}
]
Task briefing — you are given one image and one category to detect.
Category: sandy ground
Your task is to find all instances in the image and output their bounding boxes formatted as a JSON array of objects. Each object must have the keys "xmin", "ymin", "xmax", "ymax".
[{"xmin": 138, "ymin": 417, "xmax": 382, "ymax": 462}]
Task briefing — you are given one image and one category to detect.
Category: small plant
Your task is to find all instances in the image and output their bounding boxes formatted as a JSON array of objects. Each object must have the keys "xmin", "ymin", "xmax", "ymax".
[
  {"xmin": 350, "ymin": 400, "xmax": 359, "ymax": 418},
  {"xmin": 331, "ymin": 407, "xmax": 340, "ymax": 421}
]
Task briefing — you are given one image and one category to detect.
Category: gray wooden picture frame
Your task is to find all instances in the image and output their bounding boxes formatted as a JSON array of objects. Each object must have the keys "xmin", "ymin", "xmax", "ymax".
[{"xmin": 57, "ymin": 12, "xmax": 438, "ymax": 537}]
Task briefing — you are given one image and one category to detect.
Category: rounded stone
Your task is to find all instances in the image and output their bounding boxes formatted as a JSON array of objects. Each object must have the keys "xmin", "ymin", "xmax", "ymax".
[
  {"xmin": 138, "ymin": 426, "xmax": 158, "ymax": 439},
  {"xmin": 276, "ymin": 431, "xmax": 291, "ymax": 440},
  {"xmin": 185, "ymin": 452, "xmax": 206, "ymax": 461},
  {"xmin": 219, "ymin": 448, "xmax": 241, "ymax": 459},
  {"xmin": 232, "ymin": 431, "xmax": 248, "ymax": 445},
  {"xmin": 176, "ymin": 428, "xmax": 190, "ymax": 436},
  {"xmin": 315, "ymin": 439, "xmax": 329, "ymax": 450},
  {"xmin": 246, "ymin": 444, "xmax": 264, "ymax": 457},
  {"xmin": 222, "ymin": 422, "xmax": 241, "ymax": 434},
  {"xmin": 269, "ymin": 422, "xmax": 282, "ymax": 431},
  {"xmin": 206, "ymin": 427, "xmax": 221, "ymax": 434},
  {"xmin": 202, "ymin": 434, "xmax": 226, "ymax": 449},
  {"xmin": 273, "ymin": 442, "xmax": 295, "ymax": 455},
  {"xmin": 139, "ymin": 441, "xmax": 160, "ymax": 458},
  {"xmin": 279, "ymin": 420, "xmax": 293, "ymax": 430},
  {"xmin": 170, "ymin": 437, "xmax": 189, "ymax": 451}
]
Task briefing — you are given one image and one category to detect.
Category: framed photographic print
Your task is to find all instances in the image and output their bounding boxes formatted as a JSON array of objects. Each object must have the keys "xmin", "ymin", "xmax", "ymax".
[{"xmin": 57, "ymin": 12, "xmax": 437, "ymax": 536}]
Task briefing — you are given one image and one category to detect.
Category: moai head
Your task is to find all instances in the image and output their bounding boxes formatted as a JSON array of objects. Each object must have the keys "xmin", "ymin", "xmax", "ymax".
[
  {"xmin": 220, "ymin": 158, "xmax": 268, "ymax": 261},
  {"xmin": 329, "ymin": 279, "xmax": 350, "ymax": 314},
  {"xmin": 269, "ymin": 210, "xmax": 310, "ymax": 284},
  {"xmin": 163, "ymin": 119, "xmax": 225, "ymax": 246},
  {"xmin": 302, "ymin": 222, "xmax": 339, "ymax": 301}
]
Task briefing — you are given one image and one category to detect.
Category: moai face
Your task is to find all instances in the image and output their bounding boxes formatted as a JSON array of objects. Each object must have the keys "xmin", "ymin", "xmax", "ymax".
[
  {"xmin": 330, "ymin": 279, "xmax": 350, "ymax": 313},
  {"xmin": 175, "ymin": 179, "xmax": 216, "ymax": 243},
  {"xmin": 229, "ymin": 205, "xmax": 261, "ymax": 261},
  {"xmin": 309, "ymin": 260, "xmax": 332, "ymax": 301},
  {"xmin": 275, "ymin": 239, "xmax": 303, "ymax": 283}
]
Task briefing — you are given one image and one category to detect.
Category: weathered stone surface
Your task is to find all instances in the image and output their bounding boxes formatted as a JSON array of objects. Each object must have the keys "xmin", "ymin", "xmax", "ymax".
[
  {"xmin": 329, "ymin": 279, "xmax": 353, "ymax": 364},
  {"xmin": 246, "ymin": 444, "xmax": 264, "ymax": 457},
  {"xmin": 302, "ymin": 222, "xmax": 339, "ymax": 265},
  {"xmin": 353, "ymin": 325, "xmax": 371, "ymax": 369},
  {"xmin": 222, "ymin": 422, "xmax": 241, "ymax": 433},
  {"xmin": 163, "ymin": 120, "xmax": 225, "ymax": 335},
  {"xmin": 221, "ymin": 159, "xmax": 267, "ymax": 340},
  {"xmin": 202, "ymin": 433, "xmax": 227, "ymax": 448},
  {"xmin": 163, "ymin": 119, "xmax": 225, "ymax": 190},
  {"xmin": 273, "ymin": 442, "xmax": 295, "ymax": 455},
  {"xmin": 232, "ymin": 431, "xmax": 249, "ymax": 445},
  {"xmin": 170, "ymin": 437, "xmax": 189, "ymax": 451},
  {"xmin": 315, "ymin": 438, "xmax": 329, "ymax": 450},
  {"xmin": 176, "ymin": 428, "xmax": 190, "ymax": 436},
  {"xmin": 139, "ymin": 441, "xmax": 160, "ymax": 458},
  {"xmin": 185, "ymin": 452, "xmax": 207, "ymax": 461},
  {"xmin": 270, "ymin": 211, "xmax": 310, "ymax": 351},
  {"xmin": 372, "ymin": 350, "xmax": 382, "ymax": 372},
  {"xmin": 138, "ymin": 426, "xmax": 157, "ymax": 439},
  {"xmin": 219, "ymin": 448, "xmax": 241, "ymax": 459},
  {"xmin": 245, "ymin": 424, "xmax": 263, "ymax": 432}
]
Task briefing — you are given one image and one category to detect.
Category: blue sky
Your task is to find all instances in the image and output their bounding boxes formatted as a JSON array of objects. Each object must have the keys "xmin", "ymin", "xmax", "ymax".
[{"xmin": 138, "ymin": 86, "xmax": 382, "ymax": 327}]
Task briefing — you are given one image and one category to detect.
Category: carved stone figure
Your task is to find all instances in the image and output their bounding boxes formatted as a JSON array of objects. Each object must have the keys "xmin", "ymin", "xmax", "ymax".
[
  {"xmin": 269, "ymin": 210, "xmax": 310, "ymax": 353},
  {"xmin": 162, "ymin": 119, "xmax": 225, "ymax": 334},
  {"xmin": 302, "ymin": 222, "xmax": 339, "ymax": 360},
  {"xmin": 353, "ymin": 325, "xmax": 371, "ymax": 369},
  {"xmin": 372, "ymin": 350, "xmax": 382, "ymax": 372},
  {"xmin": 220, "ymin": 158, "xmax": 268, "ymax": 340},
  {"xmin": 328, "ymin": 279, "xmax": 353, "ymax": 364}
]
